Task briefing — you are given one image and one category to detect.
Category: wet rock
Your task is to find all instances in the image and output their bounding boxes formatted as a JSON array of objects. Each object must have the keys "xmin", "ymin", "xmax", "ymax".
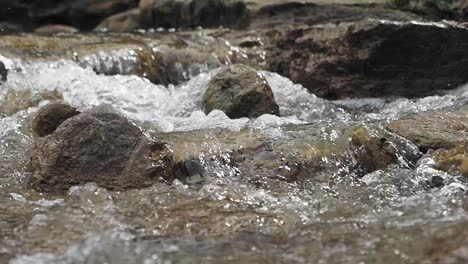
[
  {"xmin": 393, "ymin": 0, "xmax": 468, "ymax": 21},
  {"xmin": 262, "ymin": 19, "xmax": 468, "ymax": 99},
  {"xmin": 155, "ymin": 123, "xmax": 417, "ymax": 183},
  {"xmin": 34, "ymin": 24, "xmax": 79, "ymax": 34},
  {"xmin": 139, "ymin": 0, "xmax": 250, "ymax": 29},
  {"xmin": 95, "ymin": 8, "xmax": 140, "ymax": 32},
  {"xmin": 0, "ymin": 0, "xmax": 139, "ymax": 31},
  {"xmin": 434, "ymin": 144, "xmax": 468, "ymax": 177},
  {"xmin": 350, "ymin": 127, "xmax": 400, "ymax": 175},
  {"xmin": 202, "ymin": 64, "xmax": 280, "ymax": 119},
  {"xmin": 0, "ymin": 60, "xmax": 6, "ymax": 82},
  {"xmin": 0, "ymin": 89, "xmax": 63, "ymax": 117},
  {"xmin": 0, "ymin": 33, "xmax": 246, "ymax": 86},
  {"xmin": 387, "ymin": 106, "xmax": 468, "ymax": 152},
  {"xmin": 29, "ymin": 106, "xmax": 174, "ymax": 192},
  {"xmin": 31, "ymin": 103, "xmax": 81, "ymax": 137}
]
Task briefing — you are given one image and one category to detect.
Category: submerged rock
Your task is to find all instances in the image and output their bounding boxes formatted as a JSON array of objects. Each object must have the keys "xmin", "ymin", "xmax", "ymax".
[
  {"xmin": 350, "ymin": 127, "xmax": 400, "ymax": 174},
  {"xmin": 154, "ymin": 123, "xmax": 418, "ymax": 183},
  {"xmin": 139, "ymin": 0, "xmax": 250, "ymax": 29},
  {"xmin": 202, "ymin": 64, "xmax": 280, "ymax": 119},
  {"xmin": 29, "ymin": 106, "xmax": 174, "ymax": 192},
  {"xmin": 31, "ymin": 103, "xmax": 81, "ymax": 137},
  {"xmin": 387, "ymin": 106, "xmax": 468, "ymax": 152}
]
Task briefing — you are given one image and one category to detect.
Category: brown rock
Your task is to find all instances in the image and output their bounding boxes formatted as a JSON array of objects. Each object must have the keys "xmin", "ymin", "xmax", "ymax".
[
  {"xmin": 434, "ymin": 144, "xmax": 468, "ymax": 176},
  {"xmin": 263, "ymin": 19, "xmax": 468, "ymax": 99},
  {"xmin": 29, "ymin": 106, "xmax": 174, "ymax": 192},
  {"xmin": 95, "ymin": 8, "xmax": 140, "ymax": 32},
  {"xmin": 31, "ymin": 103, "xmax": 81, "ymax": 137},
  {"xmin": 202, "ymin": 64, "xmax": 280, "ymax": 119}
]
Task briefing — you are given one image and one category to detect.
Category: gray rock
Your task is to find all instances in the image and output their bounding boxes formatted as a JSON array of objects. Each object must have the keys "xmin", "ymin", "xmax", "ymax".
[
  {"xmin": 31, "ymin": 103, "xmax": 81, "ymax": 137},
  {"xmin": 139, "ymin": 0, "xmax": 250, "ymax": 29},
  {"xmin": 202, "ymin": 64, "xmax": 280, "ymax": 119},
  {"xmin": 34, "ymin": 24, "xmax": 78, "ymax": 34},
  {"xmin": 29, "ymin": 106, "xmax": 174, "ymax": 192}
]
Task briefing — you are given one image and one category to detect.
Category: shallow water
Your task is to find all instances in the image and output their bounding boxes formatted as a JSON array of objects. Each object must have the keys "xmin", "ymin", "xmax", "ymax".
[{"xmin": 1, "ymin": 43, "xmax": 468, "ymax": 264}]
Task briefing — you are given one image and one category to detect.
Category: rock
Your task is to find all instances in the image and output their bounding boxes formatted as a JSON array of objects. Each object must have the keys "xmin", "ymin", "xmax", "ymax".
[
  {"xmin": 350, "ymin": 127, "xmax": 400, "ymax": 175},
  {"xmin": 202, "ymin": 64, "xmax": 280, "ymax": 119},
  {"xmin": 153, "ymin": 123, "xmax": 418, "ymax": 183},
  {"xmin": 31, "ymin": 103, "xmax": 81, "ymax": 137},
  {"xmin": 434, "ymin": 144, "xmax": 468, "ymax": 177},
  {"xmin": 139, "ymin": 0, "xmax": 250, "ymax": 29},
  {"xmin": 0, "ymin": 33, "xmax": 249, "ymax": 86},
  {"xmin": 34, "ymin": 24, "xmax": 79, "ymax": 34},
  {"xmin": 0, "ymin": 89, "xmax": 63, "ymax": 117},
  {"xmin": 0, "ymin": 0, "xmax": 139, "ymax": 31},
  {"xmin": 0, "ymin": 60, "xmax": 6, "ymax": 82},
  {"xmin": 393, "ymin": 0, "xmax": 468, "ymax": 21},
  {"xmin": 95, "ymin": 8, "xmax": 140, "ymax": 32},
  {"xmin": 257, "ymin": 18, "xmax": 468, "ymax": 99},
  {"xmin": 0, "ymin": 22, "xmax": 24, "ymax": 33},
  {"xmin": 387, "ymin": 106, "xmax": 468, "ymax": 152},
  {"xmin": 29, "ymin": 106, "xmax": 174, "ymax": 192}
]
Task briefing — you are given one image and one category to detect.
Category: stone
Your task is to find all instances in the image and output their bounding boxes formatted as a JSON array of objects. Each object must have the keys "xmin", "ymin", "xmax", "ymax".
[
  {"xmin": 0, "ymin": 0, "xmax": 139, "ymax": 31},
  {"xmin": 350, "ymin": 127, "xmax": 400, "ymax": 175},
  {"xmin": 257, "ymin": 18, "xmax": 468, "ymax": 99},
  {"xmin": 31, "ymin": 103, "xmax": 81, "ymax": 137},
  {"xmin": 387, "ymin": 106, "xmax": 468, "ymax": 152},
  {"xmin": 434, "ymin": 144, "xmax": 468, "ymax": 177},
  {"xmin": 34, "ymin": 25, "xmax": 79, "ymax": 34},
  {"xmin": 0, "ymin": 89, "xmax": 63, "ymax": 117},
  {"xmin": 29, "ymin": 106, "xmax": 174, "ymax": 192},
  {"xmin": 95, "ymin": 8, "xmax": 140, "ymax": 32},
  {"xmin": 139, "ymin": 0, "xmax": 250, "ymax": 29},
  {"xmin": 392, "ymin": 0, "xmax": 468, "ymax": 21},
  {"xmin": 202, "ymin": 64, "xmax": 280, "ymax": 119},
  {"xmin": 0, "ymin": 60, "xmax": 6, "ymax": 82}
]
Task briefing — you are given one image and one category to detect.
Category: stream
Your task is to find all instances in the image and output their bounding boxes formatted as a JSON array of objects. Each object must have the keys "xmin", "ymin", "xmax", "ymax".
[{"xmin": 1, "ymin": 32, "xmax": 468, "ymax": 264}]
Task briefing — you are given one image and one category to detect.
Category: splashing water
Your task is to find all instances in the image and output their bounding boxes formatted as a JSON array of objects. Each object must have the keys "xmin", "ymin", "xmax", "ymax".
[{"xmin": 0, "ymin": 48, "xmax": 468, "ymax": 264}]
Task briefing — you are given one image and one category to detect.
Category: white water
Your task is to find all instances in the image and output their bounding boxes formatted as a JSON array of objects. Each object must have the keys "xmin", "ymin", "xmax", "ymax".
[{"xmin": 1, "ymin": 52, "xmax": 468, "ymax": 264}]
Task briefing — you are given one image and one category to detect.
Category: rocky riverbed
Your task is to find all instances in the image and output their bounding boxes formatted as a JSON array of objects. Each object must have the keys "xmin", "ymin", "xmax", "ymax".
[{"xmin": 1, "ymin": 0, "xmax": 468, "ymax": 263}]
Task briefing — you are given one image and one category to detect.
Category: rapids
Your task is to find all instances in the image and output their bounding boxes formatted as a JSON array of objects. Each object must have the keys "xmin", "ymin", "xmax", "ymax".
[{"xmin": 1, "ymin": 42, "xmax": 468, "ymax": 264}]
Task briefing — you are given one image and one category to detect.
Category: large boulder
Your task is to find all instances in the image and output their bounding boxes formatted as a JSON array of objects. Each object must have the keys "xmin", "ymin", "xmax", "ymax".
[
  {"xmin": 387, "ymin": 106, "xmax": 468, "ymax": 152},
  {"xmin": 202, "ymin": 64, "xmax": 280, "ymax": 119},
  {"xmin": 139, "ymin": 0, "xmax": 250, "ymax": 29},
  {"xmin": 433, "ymin": 144, "xmax": 468, "ymax": 177},
  {"xmin": 0, "ymin": 0, "xmax": 139, "ymax": 31},
  {"xmin": 261, "ymin": 19, "xmax": 468, "ymax": 99},
  {"xmin": 29, "ymin": 106, "xmax": 174, "ymax": 192},
  {"xmin": 393, "ymin": 0, "xmax": 468, "ymax": 21},
  {"xmin": 31, "ymin": 103, "xmax": 81, "ymax": 137}
]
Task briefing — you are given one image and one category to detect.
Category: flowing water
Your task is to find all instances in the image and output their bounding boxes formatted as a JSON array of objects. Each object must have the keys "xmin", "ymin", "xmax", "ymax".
[{"xmin": 1, "ymin": 38, "xmax": 468, "ymax": 264}]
